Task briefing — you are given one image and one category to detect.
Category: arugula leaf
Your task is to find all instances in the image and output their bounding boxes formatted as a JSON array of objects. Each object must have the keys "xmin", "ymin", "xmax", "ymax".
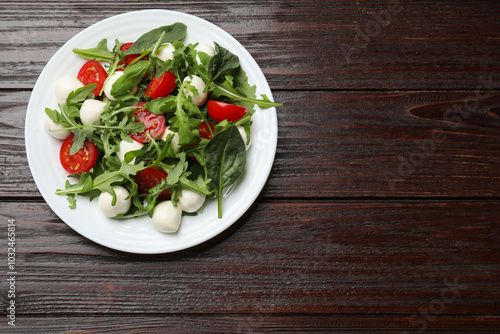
[
  {"xmin": 70, "ymin": 126, "xmax": 95, "ymax": 155},
  {"xmin": 135, "ymin": 135, "xmax": 173, "ymax": 166},
  {"xmin": 145, "ymin": 96, "xmax": 177, "ymax": 114},
  {"xmin": 73, "ymin": 39, "xmax": 115, "ymax": 62},
  {"xmin": 45, "ymin": 107, "xmax": 70, "ymax": 127},
  {"xmin": 211, "ymin": 78, "xmax": 282, "ymax": 109},
  {"xmin": 56, "ymin": 161, "xmax": 146, "ymax": 197},
  {"xmin": 66, "ymin": 190, "xmax": 77, "ymax": 209},
  {"xmin": 203, "ymin": 126, "xmax": 246, "ymax": 218},
  {"xmin": 167, "ymin": 85, "xmax": 203, "ymax": 146},
  {"xmin": 125, "ymin": 23, "xmax": 187, "ymax": 55},
  {"xmin": 179, "ymin": 174, "xmax": 213, "ymax": 196}
]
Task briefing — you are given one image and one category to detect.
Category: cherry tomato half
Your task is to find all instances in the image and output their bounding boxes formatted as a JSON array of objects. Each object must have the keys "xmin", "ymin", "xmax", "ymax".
[
  {"xmin": 130, "ymin": 102, "xmax": 165, "ymax": 143},
  {"xmin": 134, "ymin": 167, "xmax": 171, "ymax": 201},
  {"xmin": 207, "ymin": 101, "xmax": 247, "ymax": 123},
  {"xmin": 60, "ymin": 134, "xmax": 98, "ymax": 174},
  {"xmin": 145, "ymin": 71, "xmax": 177, "ymax": 99},
  {"xmin": 198, "ymin": 121, "xmax": 215, "ymax": 140},
  {"xmin": 77, "ymin": 60, "xmax": 108, "ymax": 97}
]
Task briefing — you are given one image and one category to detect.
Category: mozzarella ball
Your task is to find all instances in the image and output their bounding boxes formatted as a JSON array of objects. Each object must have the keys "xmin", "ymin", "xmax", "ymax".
[
  {"xmin": 55, "ymin": 76, "xmax": 84, "ymax": 105},
  {"xmin": 161, "ymin": 127, "xmax": 181, "ymax": 154},
  {"xmin": 44, "ymin": 114, "xmax": 71, "ymax": 139},
  {"xmin": 151, "ymin": 200, "xmax": 183, "ymax": 233},
  {"xmin": 80, "ymin": 99, "xmax": 107, "ymax": 125},
  {"xmin": 98, "ymin": 186, "xmax": 131, "ymax": 218},
  {"xmin": 156, "ymin": 43, "xmax": 176, "ymax": 61},
  {"xmin": 237, "ymin": 126, "xmax": 251, "ymax": 151},
  {"xmin": 183, "ymin": 75, "xmax": 208, "ymax": 106},
  {"xmin": 195, "ymin": 42, "xmax": 215, "ymax": 65},
  {"xmin": 103, "ymin": 72, "xmax": 123, "ymax": 101},
  {"xmin": 117, "ymin": 139, "xmax": 143, "ymax": 164},
  {"xmin": 177, "ymin": 189, "xmax": 206, "ymax": 213}
]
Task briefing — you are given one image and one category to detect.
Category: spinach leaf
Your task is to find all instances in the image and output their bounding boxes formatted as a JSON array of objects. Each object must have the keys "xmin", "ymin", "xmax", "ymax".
[
  {"xmin": 67, "ymin": 83, "xmax": 97, "ymax": 105},
  {"xmin": 203, "ymin": 125, "xmax": 246, "ymax": 218},
  {"xmin": 73, "ymin": 39, "xmax": 115, "ymax": 62},
  {"xmin": 208, "ymin": 42, "xmax": 240, "ymax": 84},
  {"xmin": 125, "ymin": 23, "xmax": 187, "ymax": 55},
  {"xmin": 111, "ymin": 60, "xmax": 153, "ymax": 97}
]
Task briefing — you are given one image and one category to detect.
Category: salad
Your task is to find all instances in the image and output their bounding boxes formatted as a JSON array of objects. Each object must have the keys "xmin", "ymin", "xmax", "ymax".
[{"xmin": 44, "ymin": 22, "xmax": 281, "ymax": 233}]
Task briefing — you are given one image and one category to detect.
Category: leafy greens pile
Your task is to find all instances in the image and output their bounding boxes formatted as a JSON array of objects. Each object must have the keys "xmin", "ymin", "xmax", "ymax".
[{"xmin": 46, "ymin": 22, "xmax": 281, "ymax": 219}]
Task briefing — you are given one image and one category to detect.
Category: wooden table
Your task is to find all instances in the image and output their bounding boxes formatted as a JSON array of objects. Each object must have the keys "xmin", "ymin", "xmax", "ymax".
[{"xmin": 1, "ymin": 1, "xmax": 500, "ymax": 332}]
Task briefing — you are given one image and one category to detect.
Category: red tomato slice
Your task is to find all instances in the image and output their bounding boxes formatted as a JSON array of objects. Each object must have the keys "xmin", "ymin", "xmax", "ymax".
[
  {"xmin": 198, "ymin": 121, "xmax": 215, "ymax": 140},
  {"xmin": 77, "ymin": 60, "xmax": 108, "ymax": 97},
  {"xmin": 134, "ymin": 167, "xmax": 171, "ymax": 201},
  {"xmin": 60, "ymin": 134, "xmax": 98, "ymax": 174},
  {"xmin": 130, "ymin": 102, "xmax": 165, "ymax": 143},
  {"xmin": 207, "ymin": 101, "xmax": 247, "ymax": 123},
  {"xmin": 145, "ymin": 71, "xmax": 177, "ymax": 99}
]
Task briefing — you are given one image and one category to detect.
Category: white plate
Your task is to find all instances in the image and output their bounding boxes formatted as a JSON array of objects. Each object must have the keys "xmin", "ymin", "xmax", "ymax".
[{"xmin": 25, "ymin": 10, "xmax": 278, "ymax": 254}]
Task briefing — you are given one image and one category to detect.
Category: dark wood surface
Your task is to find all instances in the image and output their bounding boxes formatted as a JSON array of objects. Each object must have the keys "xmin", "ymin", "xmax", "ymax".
[{"xmin": 1, "ymin": 1, "xmax": 500, "ymax": 333}]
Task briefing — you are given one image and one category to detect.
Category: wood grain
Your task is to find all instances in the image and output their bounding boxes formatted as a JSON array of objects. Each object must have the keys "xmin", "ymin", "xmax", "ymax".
[
  {"xmin": 0, "ymin": 1, "xmax": 499, "ymax": 90},
  {"xmin": 4, "ymin": 90, "xmax": 500, "ymax": 198},
  {"xmin": 7, "ymin": 315, "xmax": 500, "ymax": 333},
  {"xmin": 1, "ymin": 201, "xmax": 499, "ymax": 315},
  {"xmin": 1, "ymin": 0, "xmax": 500, "ymax": 331}
]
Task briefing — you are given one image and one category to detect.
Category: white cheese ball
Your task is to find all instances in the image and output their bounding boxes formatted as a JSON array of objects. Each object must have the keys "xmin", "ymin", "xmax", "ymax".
[
  {"xmin": 183, "ymin": 75, "xmax": 208, "ymax": 107},
  {"xmin": 151, "ymin": 200, "xmax": 182, "ymax": 233},
  {"xmin": 44, "ymin": 114, "xmax": 71, "ymax": 139},
  {"xmin": 177, "ymin": 189, "xmax": 206, "ymax": 213},
  {"xmin": 117, "ymin": 139, "xmax": 143, "ymax": 164},
  {"xmin": 55, "ymin": 76, "xmax": 84, "ymax": 105},
  {"xmin": 195, "ymin": 42, "xmax": 215, "ymax": 65},
  {"xmin": 80, "ymin": 99, "xmax": 107, "ymax": 125},
  {"xmin": 98, "ymin": 186, "xmax": 131, "ymax": 218},
  {"xmin": 237, "ymin": 126, "xmax": 251, "ymax": 151},
  {"xmin": 161, "ymin": 127, "xmax": 181, "ymax": 154},
  {"xmin": 156, "ymin": 43, "xmax": 176, "ymax": 61},
  {"xmin": 103, "ymin": 71, "xmax": 123, "ymax": 101}
]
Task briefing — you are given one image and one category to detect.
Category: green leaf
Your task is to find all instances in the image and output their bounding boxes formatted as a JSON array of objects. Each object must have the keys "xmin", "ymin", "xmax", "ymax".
[
  {"xmin": 111, "ymin": 60, "xmax": 153, "ymax": 97},
  {"xmin": 66, "ymin": 84, "xmax": 97, "ymax": 105},
  {"xmin": 203, "ymin": 126, "xmax": 246, "ymax": 218},
  {"xmin": 73, "ymin": 39, "xmax": 115, "ymax": 62},
  {"xmin": 66, "ymin": 189, "xmax": 77, "ymax": 209},
  {"xmin": 168, "ymin": 91, "xmax": 202, "ymax": 146},
  {"xmin": 179, "ymin": 174, "xmax": 213, "ymax": 195},
  {"xmin": 70, "ymin": 126, "xmax": 95, "ymax": 155},
  {"xmin": 145, "ymin": 96, "xmax": 177, "ymax": 114},
  {"xmin": 208, "ymin": 42, "xmax": 240, "ymax": 84},
  {"xmin": 164, "ymin": 156, "xmax": 187, "ymax": 185},
  {"xmin": 210, "ymin": 79, "xmax": 282, "ymax": 109},
  {"xmin": 45, "ymin": 107, "xmax": 69, "ymax": 126},
  {"xmin": 125, "ymin": 23, "xmax": 187, "ymax": 55},
  {"xmin": 56, "ymin": 161, "xmax": 145, "ymax": 198}
]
